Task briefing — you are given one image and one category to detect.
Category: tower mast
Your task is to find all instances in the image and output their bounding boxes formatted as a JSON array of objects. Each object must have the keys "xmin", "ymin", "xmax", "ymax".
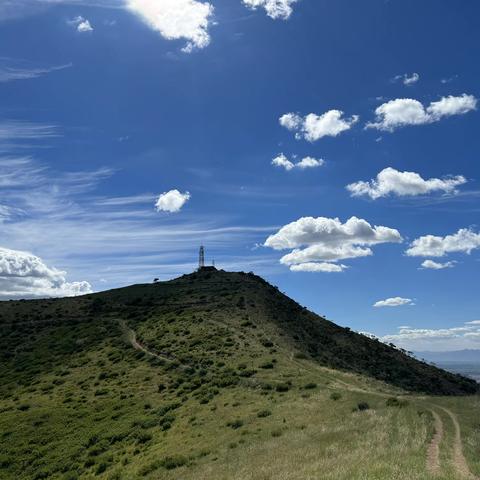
[{"xmin": 198, "ymin": 245, "xmax": 205, "ymax": 270}]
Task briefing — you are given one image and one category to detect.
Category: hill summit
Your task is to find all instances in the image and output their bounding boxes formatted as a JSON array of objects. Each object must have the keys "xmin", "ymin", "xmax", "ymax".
[{"xmin": 0, "ymin": 269, "xmax": 478, "ymax": 479}]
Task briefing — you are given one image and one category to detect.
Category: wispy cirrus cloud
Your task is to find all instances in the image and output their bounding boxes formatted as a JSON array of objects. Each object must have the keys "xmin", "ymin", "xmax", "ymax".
[
  {"xmin": 0, "ymin": 58, "xmax": 72, "ymax": 83},
  {"xmin": 0, "ymin": 121, "xmax": 59, "ymax": 141}
]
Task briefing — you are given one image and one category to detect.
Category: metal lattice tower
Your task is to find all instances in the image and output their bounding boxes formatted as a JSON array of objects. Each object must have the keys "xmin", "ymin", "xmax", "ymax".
[{"xmin": 198, "ymin": 246, "xmax": 205, "ymax": 269}]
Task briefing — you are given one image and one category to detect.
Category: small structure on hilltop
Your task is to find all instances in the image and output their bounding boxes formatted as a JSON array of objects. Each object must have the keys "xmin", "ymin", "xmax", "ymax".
[{"xmin": 197, "ymin": 245, "xmax": 217, "ymax": 272}]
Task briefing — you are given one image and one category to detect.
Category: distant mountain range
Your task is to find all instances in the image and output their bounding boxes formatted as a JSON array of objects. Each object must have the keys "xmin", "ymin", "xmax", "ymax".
[{"xmin": 414, "ymin": 350, "xmax": 480, "ymax": 364}]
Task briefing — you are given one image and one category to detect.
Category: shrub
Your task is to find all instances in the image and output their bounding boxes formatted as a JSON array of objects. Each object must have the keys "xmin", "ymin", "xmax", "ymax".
[
  {"xmin": 226, "ymin": 419, "xmax": 244, "ymax": 429},
  {"xmin": 257, "ymin": 410, "xmax": 272, "ymax": 418},
  {"xmin": 304, "ymin": 382, "xmax": 317, "ymax": 390},
  {"xmin": 386, "ymin": 397, "xmax": 408, "ymax": 408},
  {"xmin": 260, "ymin": 362, "xmax": 274, "ymax": 369},
  {"xmin": 161, "ymin": 455, "xmax": 188, "ymax": 470},
  {"xmin": 357, "ymin": 402, "xmax": 370, "ymax": 411},
  {"xmin": 271, "ymin": 429, "xmax": 282, "ymax": 437},
  {"xmin": 95, "ymin": 463, "xmax": 108, "ymax": 475},
  {"xmin": 294, "ymin": 352, "xmax": 308, "ymax": 360},
  {"xmin": 330, "ymin": 392, "xmax": 341, "ymax": 401},
  {"xmin": 135, "ymin": 432, "xmax": 152, "ymax": 444},
  {"xmin": 275, "ymin": 383, "xmax": 289, "ymax": 393}
]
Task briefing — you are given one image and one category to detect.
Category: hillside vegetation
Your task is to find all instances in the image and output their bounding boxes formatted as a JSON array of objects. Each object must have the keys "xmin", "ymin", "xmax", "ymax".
[{"xmin": 0, "ymin": 269, "xmax": 478, "ymax": 480}]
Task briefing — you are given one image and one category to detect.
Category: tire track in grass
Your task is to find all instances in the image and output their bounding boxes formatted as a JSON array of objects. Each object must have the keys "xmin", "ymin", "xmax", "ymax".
[
  {"xmin": 437, "ymin": 406, "xmax": 478, "ymax": 479},
  {"xmin": 426, "ymin": 409, "xmax": 443, "ymax": 475}
]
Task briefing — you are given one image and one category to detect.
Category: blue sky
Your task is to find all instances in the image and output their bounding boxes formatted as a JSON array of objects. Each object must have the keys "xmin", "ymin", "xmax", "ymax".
[{"xmin": 1, "ymin": 0, "xmax": 479, "ymax": 351}]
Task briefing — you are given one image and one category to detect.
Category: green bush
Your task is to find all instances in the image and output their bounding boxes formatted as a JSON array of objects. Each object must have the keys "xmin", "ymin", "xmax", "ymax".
[
  {"xmin": 96, "ymin": 462, "xmax": 108, "ymax": 475},
  {"xmin": 260, "ymin": 362, "xmax": 274, "ymax": 369},
  {"xmin": 386, "ymin": 397, "xmax": 409, "ymax": 408},
  {"xmin": 330, "ymin": 392, "xmax": 341, "ymax": 401},
  {"xmin": 0, "ymin": 455, "xmax": 11, "ymax": 468},
  {"xmin": 135, "ymin": 432, "xmax": 152, "ymax": 444},
  {"xmin": 226, "ymin": 419, "xmax": 244, "ymax": 429},
  {"xmin": 275, "ymin": 383, "xmax": 289, "ymax": 393},
  {"xmin": 304, "ymin": 382, "xmax": 317, "ymax": 390},
  {"xmin": 357, "ymin": 402, "xmax": 370, "ymax": 411},
  {"xmin": 161, "ymin": 455, "xmax": 188, "ymax": 470},
  {"xmin": 257, "ymin": 410, "xmax": 272, "ymax": 418}
]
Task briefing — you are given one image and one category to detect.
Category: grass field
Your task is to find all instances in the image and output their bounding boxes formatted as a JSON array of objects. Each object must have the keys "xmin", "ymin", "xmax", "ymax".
[{"xmin": 0, "ymin": 270, "xmax": 478, "ymax": 479}]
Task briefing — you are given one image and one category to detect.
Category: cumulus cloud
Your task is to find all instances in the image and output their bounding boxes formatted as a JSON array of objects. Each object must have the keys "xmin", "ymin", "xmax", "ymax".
[
  {"xmin": 68, "ymin": 16, "xmax": 94, "ymax": 32},
  {"xmin": 126, "ymin": 0, "xmax": 214, "ymax": 52},
  {"xmin": 382, "ymin": 323, "xmax": 480, "ymax": 351},
  {"xmin": 0, "ymin": 247, "xmax": 92, "ymax": 299},
  {"xmin": 373, "ymin": 297, "xmax": 414, "ymax": 308},
  {"xmin": 242, "ymin": 0, "xmax": 298, "ymax": 19},
  {"xmin": 271, "ymin": 153, "xmax": 324, "ymax": 171},
  {"xmin": 264, "ymin": 216, "xmax": 402, "ymax": 272},
  {"xmin": 366, "ymin": 94, "xmax": 477, "ymax": 131},
  {"xmin": 406, "ymin": 228, "xmax": 480, "ymax": 258},
  {"xmin": 289, "ymin": 262, "xmax": 348, "ymax": 273},
  {"xmin": 421, "ymin": 259, "xmax": 456, "ymax": 270},
  {"xmin": 280, "ymin": 110, "xmax": 359, "ymax": 142},
  {"xmin": 393, "ymin": 72, "xmax": 420, "ymax": 86},
  {"xmin": 155, "ymin": 189, "xmax": 191, "ymax": 213},
  {"xmin": 346, "ymin": 167, "xmax": 467, "ymax": 200}
]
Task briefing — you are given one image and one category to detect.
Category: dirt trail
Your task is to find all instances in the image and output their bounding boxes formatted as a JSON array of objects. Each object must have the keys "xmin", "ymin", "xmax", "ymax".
[
  {"xmin": 119, "ymin": 320, "xmax": 182, "ymax": 367},
  {"xmin": 426, "ymin": 409, "xmax": 443, "ymax": 475},
  {"xmin": 437, "ymin": 406, "xmax": 478, "ymax": 479}
]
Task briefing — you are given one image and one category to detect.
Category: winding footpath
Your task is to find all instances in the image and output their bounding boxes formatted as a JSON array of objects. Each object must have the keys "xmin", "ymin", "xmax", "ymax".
[{"xmin": 119, "ymin": 320, "xmax": 182, "ymax": 366}]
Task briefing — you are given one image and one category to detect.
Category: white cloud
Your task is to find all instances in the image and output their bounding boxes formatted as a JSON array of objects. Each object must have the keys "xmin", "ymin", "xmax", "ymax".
[
  {"xmin": 264, "ymin": 216, "xmax": 402, "ymax": 272},
  {"xmin": 78, "ymin": 19, "xmax": 93, "ymax": 32},
  {"xmin": 0, "ymin": 60, "xmax": 72, "ymax": 83},
  {"xmin": 155, "ymin": 189, "xmax": 191, "ymax": 213},
  {"xmin": 242, "ymin": 0, "xmax": 298, "ymax": 19},
  {"xmin": 0, "ymin": 121, "xmax": 58, "ymax": 141},
  {"xmin": 0, "ymin": 247, "xmax": 91, "ymax": 299},
  {"xmin": 346, "ymin": 167, "xmax": 466, "ymax": 200},
  {"xmin": 421, "ymin": 259, "xmax": 456, "ymax": 270},
  {"xmin": 296, "ymin": 156, "xmax": 324, "ymax": 169},
  {"xmin": 393, "ymin": 72, "xmax": 420, "ymax": 86},
  {"xmin": 382, "ymin": 323, "xmax": 480, "ymax": 351},
  {"xmin": 406, "ymin": 228, "xmax": 480, "ymax": 258},
  {"xmin": 466, "ymin": 320, "xmax": 480, "ymax": 325},
  {"xmin": 68, "ymin": 16, "xmax": 94, "ymax": 32},
  {"xmin": 280, "ymin": 110, "xmax": 359, "ymax": 142},
  {"xmin": 373, "ymin": 297, "xmax": 414, "ymax": 308},
  {"xmin": 289, "ymin": 262, "xmax": 348, "ymax": 273},
  {"xmin": 366, "ymin": 94, "xmax": 477, "ymax": 131},
  {"xmin": 271, "ymin": 153, "xmax": 324, "ymax": 171},
  {"xmin": 126, "ymin": 0, "xmax": 214, "ymax": 52}
]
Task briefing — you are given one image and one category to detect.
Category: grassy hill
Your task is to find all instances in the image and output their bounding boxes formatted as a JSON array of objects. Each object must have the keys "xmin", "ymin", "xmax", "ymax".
[{"xmin": 0, "ymin": 269, "xmax": 478, "ymax": 480}]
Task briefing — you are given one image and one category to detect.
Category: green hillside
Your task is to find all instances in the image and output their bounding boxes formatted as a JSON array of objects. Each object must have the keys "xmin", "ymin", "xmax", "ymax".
[{"xmin": 0, "ymin": 269, "xmax": 478, "ymax": 480}]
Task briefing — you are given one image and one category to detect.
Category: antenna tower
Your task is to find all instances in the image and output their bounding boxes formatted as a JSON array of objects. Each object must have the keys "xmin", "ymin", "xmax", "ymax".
[{"xmin": 198, "ymin": 246, "xmax": 205, "ymax": 269}]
